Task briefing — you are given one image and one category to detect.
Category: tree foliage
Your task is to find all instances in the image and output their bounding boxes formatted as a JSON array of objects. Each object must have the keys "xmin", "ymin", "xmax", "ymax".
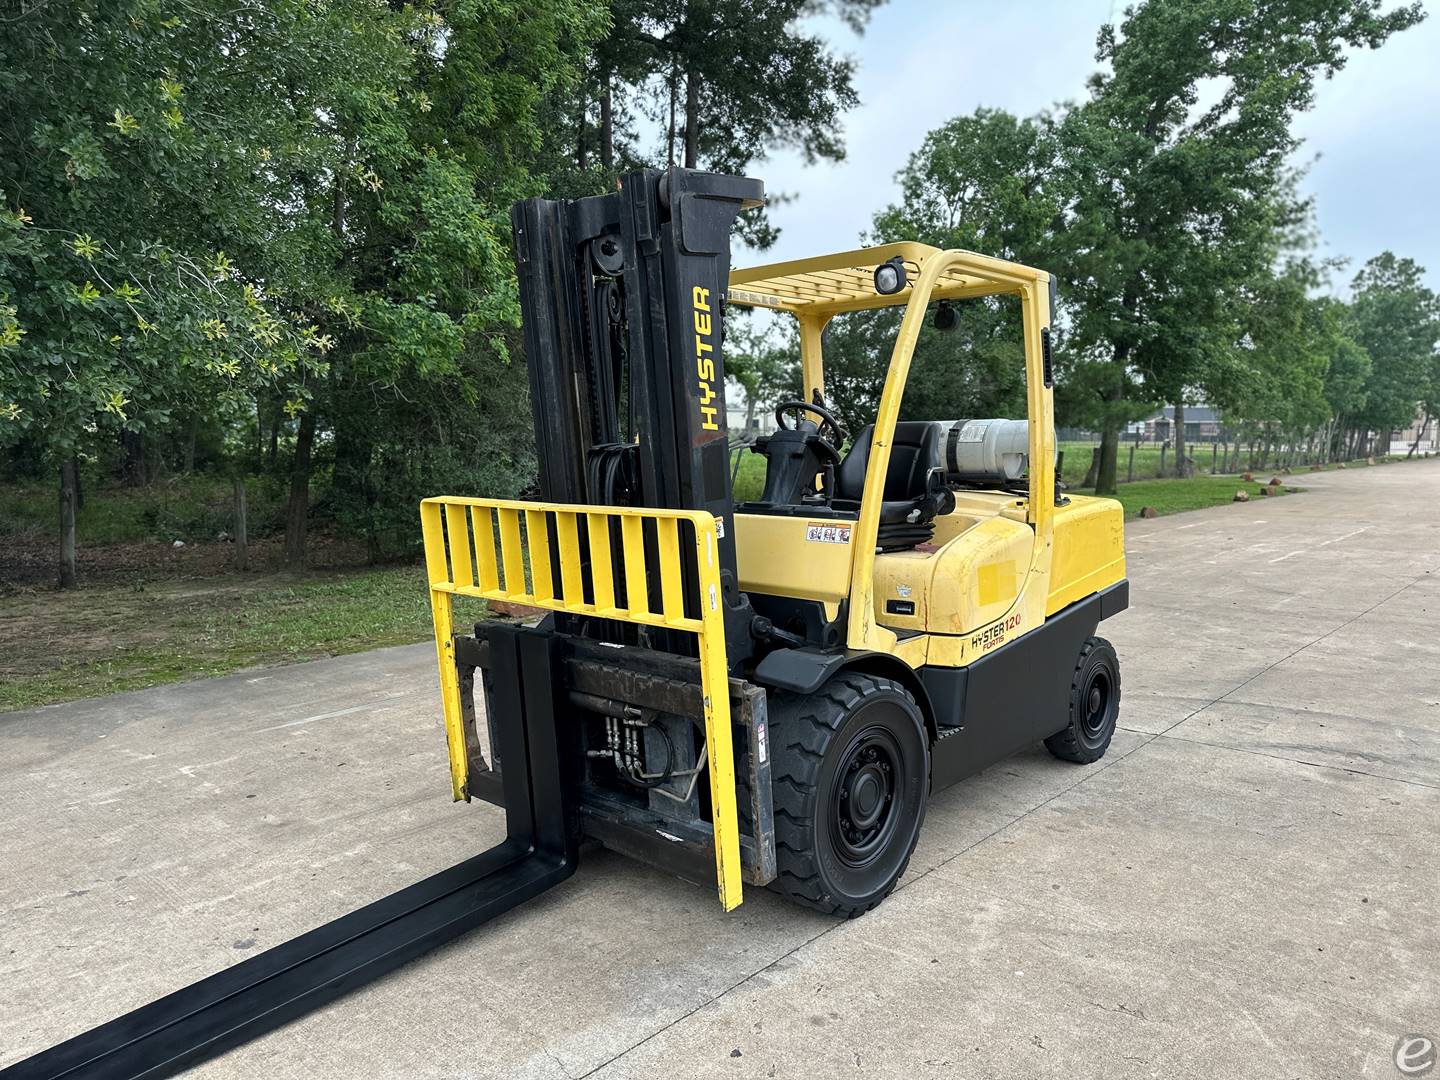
[
  {"xmin": 1059, "ymin": 0, "xmax": 1423, "ymax": 490},
  {"xmin": 572, "ymin": 0, "xmax": 883, "ymax": 245},
  {"xmin": 6, "ymin": 0, "xmax": 1437, "ymax": 589},
  {"xmin": 2, "ymin": 0, "xmax": 880, "ymax": 581},
  {"xmin": 291, "ymin": 0, "xmax": 604, "ymax": 560},
  {"xmin": 1348, "ymin": 252, "xmax": 1439, "ymax": 434},
  {"xmin": 830, "ymin": 0, "xmax": 1429, "ymax": 487},
  {"xmin": 1, "ymin": 0, "xmax": 607, "ymax": 576},
  {"xmin": 0, "ymin": 0, "xmax": 364, "ymax": 459},
  {"xmin": 1220, "ymin": 260, "xmax": 1336, "ymax": 440},
  {"xmin": 724, "ymin": 317, "xmax": 799, "ymax": 431}
]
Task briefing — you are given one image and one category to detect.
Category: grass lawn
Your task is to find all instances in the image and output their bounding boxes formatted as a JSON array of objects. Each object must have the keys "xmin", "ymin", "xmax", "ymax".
[
  {"xmin": 1058, "ymin": 440, "xmax": 1174, "ymax": 485},
  {"xmin": 1075, "ymin": 475, "xmax": 1299, "ymax": 517},
  {"xmin": 732, "ymin": 450, "xmax": 768, "ymax": 502},
  {"xmin": 0, "ymin": 566, "xmax": 461, "ymax": 713},
  {"xmin": 1073, "ymin": 454, "xmax": 1416, "ymax": 518}
]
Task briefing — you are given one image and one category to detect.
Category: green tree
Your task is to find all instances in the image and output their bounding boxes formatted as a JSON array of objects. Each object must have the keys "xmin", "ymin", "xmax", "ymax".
[
  {"xmin": 575, "ymin": 0, "xmax": 884, "ymax": 245},
  {"xmin": 1, "ymin": 0, "xmax": 607, "ymax": 580},
  {"xmin": 1421, "ymin": 348, "xmax": 1440, "ymax": 456},
  {"xmin": 1219, "ymin": 261, "xmax": 1336, "ymax": 465},
  {"xmin": 0, "ymin": 0, "xmax": 360, "ymax": 585},
  {"xmin": 328, "ymin": 330, "xmax": 539, "ymax": 561},
  {"xmin": 809, "ymin": 312, "xmax": 887, "ymax": 437},
  {"xmin": 814, "ymin": 110, "xmax": 1057, "ymax": 435},
  {"xmin": 1315, "ymin": 296, "xmax": 1372, "ymax": 461},
  {"xmin": 1060, "ymin": 0, "xmax": 1422, "ymax": 492},
  {"xmin": 873, "ymin": 109, "xmax": 1058, "ymax": 427},
  {"xmin": 815, "ymin": 302, "xmax": 1031, "ymax": 438},
  {"xmin": 280, "ymin": 0, "xmax": 605, "ymax": 564},
  {"xmin": 870, "ymin": 109, "xmax": 1061, "ymax": 264},
  {"xmin": 1349, "ymin": 252, "xmax": 1439, "ymax": 455}
]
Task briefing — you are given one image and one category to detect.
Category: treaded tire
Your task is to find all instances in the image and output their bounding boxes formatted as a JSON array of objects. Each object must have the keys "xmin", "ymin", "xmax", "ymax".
[
  {"xmin": 1044, "ymin": 635, "xmax": 1120, "ymax": 764},
  {"xmin": 767, "ymin": 673, "xmax": 929, "ymax": 917}
]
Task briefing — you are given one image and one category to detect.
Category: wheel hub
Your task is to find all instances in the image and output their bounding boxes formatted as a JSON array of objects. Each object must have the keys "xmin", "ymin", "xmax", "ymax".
[
  {"xmin": 831, "ymin": 729, "xmax": 900, "ymax": 867},
  {"xmin": 847, "ymin": 765, "xmax": 886, "ymax": 827},
  {"xmin": 1082, "ymin": 670, "xmax": 1111, "ymax": 739}
]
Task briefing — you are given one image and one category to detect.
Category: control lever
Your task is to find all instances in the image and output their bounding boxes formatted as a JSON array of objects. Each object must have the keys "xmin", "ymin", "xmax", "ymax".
[{"xmin": 750, "ymin": 615, "xmax": 808, "ymax": 648}]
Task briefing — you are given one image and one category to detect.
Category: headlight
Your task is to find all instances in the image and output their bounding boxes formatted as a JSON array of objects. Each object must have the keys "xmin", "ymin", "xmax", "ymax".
[{"xmin": 873, "ymin": 256, "xmax": 907, "ymax": 295}]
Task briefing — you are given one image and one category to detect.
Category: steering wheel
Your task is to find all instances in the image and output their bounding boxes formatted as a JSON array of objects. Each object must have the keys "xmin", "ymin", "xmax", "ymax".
[{"xmin": 774, "ymin": 400, "xmax": 846, "ymax": 461}]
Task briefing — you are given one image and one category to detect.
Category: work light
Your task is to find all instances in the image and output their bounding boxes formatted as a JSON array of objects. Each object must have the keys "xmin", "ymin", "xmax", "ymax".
[{"xmin": 873, "ymin": 256, "xmax": 907, "ymax": 295}]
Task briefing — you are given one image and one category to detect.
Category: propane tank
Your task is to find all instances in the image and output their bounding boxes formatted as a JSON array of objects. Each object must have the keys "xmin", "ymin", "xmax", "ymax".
[{"xmin": 944, "ymin": 419, "xmax": 1029, "ymax": 485}]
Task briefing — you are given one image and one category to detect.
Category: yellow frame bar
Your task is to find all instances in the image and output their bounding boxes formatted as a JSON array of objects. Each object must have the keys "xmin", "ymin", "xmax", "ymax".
[
  {"xmin": 841, "ymin": 251, "xmax": 1053, "ymax": 650},
  {"xmin": 730, "ymin": 243, "xmax": 1054, "ymax": 654},
  {"xmin": 420, "ymin": 495, "xmax": 743, "ymax": 911},
  {"xmin": 797, "ymin": 311, "xmax": 830, "ymax": 402},
  {"xmin": 729, "ymin": 241, "xmax": 1037, "ymax": 315}
]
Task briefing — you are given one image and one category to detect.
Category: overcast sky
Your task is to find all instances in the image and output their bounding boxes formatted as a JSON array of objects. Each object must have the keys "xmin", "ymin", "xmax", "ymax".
[{"xmin": 739, "ymin": 0, "xmax": 1440, "ymax": 294}]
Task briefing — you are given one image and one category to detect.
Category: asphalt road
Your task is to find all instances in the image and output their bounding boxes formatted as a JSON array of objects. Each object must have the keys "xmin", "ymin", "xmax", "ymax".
[{"xmin": 2, "ymin": 461, "xmax": 1437, "ymax": 1079}]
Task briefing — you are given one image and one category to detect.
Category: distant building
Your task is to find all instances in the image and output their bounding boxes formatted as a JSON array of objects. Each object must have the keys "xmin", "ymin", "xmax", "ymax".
[
  {"xmin": 725, "ymin": 379, "xmax": 778, "ymax": 438},
  {"xmin": 1127, "ymin": 405, "xmax": 1224, "ymax": 442}
]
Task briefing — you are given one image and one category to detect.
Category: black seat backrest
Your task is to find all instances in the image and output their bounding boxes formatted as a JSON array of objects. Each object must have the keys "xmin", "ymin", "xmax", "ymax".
[{"xmin": 834, "ymin": 421, "xmax": 943, "ymax": 503}]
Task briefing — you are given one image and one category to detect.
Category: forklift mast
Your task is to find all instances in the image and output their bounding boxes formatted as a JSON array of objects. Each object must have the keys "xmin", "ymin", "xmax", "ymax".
[{"xmin": 511, "ymin": 168, "xmax": 763, "ymax": 667}]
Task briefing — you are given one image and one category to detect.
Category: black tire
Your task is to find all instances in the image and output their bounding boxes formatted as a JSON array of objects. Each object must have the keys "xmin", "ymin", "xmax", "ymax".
[
  {"xmin": 767, "ymin": 673, "xmax": 929, "ymax": 917},
  {"xmin": 1044, "ymin": 635, "xmax": 1120, "ymax": 764}
]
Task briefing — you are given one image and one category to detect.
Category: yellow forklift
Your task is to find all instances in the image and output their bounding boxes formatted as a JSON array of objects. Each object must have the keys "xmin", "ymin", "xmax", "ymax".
[{"xmin": 10, "ymin": 170, "xmax": 1126, "ymax": 1080}]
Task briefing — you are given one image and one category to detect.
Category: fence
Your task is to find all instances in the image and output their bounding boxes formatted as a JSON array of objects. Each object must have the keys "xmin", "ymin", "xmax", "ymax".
[{"xmin": 1058, "ymin": 429, "xmax": 1406, "ymax": 487}]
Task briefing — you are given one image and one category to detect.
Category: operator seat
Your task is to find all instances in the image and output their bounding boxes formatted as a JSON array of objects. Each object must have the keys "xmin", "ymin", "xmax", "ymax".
[{"xmin": 833, "ymin": 421, "xmax": 953, "ymax": 550}]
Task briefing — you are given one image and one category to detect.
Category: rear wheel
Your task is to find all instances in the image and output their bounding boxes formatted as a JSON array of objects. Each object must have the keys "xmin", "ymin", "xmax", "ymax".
[
  {"xmin": 1044, "ymin": 636, "xmax": 1120, "ymax": 764},
  {"xmin": 767, "ymin": 673, "xmax": 929, "ymax": 917}
]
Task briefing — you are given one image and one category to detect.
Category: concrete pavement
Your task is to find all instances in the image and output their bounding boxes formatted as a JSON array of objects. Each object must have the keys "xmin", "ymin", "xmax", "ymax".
[{"xmin": 2, "ymin": 461, "xmax": 1437, "ymax": 1079}]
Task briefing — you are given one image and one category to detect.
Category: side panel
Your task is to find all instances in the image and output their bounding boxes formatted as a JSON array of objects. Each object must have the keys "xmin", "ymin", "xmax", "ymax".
[
  {"xmin": 1047, "ymin": 494, "xmax": 1127, "ymax": 616},
  {"xmin": 871, "ymin": 516, "xmax": 1034, "ymax": 637},
  {"xmin": 925, "ymin": 588, "xmax": 1112, "ymax": 792},
  {"xmin": 734, "ymin": 512, "xmax": 854, "ymax": 603}
]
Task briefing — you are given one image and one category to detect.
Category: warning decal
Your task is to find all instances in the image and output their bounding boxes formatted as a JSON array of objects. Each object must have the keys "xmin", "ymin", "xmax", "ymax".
[{"xmin": 805, "ymin": 522, "xmax": 852, "ymax": 545}]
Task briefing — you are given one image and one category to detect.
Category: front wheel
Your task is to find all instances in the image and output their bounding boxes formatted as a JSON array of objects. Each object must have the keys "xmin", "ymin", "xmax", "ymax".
[
  {"xmin": 1044, "ymin": 636, "xmax": 1120, "ymax": 764},
  {"xmin": 768, "ymin": 673, "xmax": 929, "ymax": 917}
]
